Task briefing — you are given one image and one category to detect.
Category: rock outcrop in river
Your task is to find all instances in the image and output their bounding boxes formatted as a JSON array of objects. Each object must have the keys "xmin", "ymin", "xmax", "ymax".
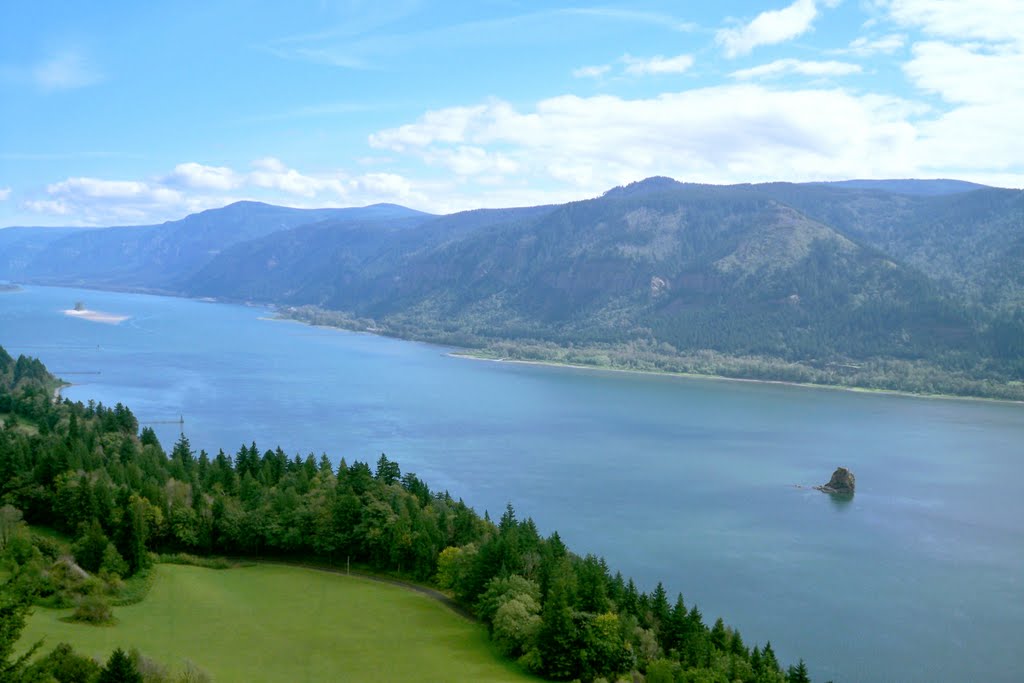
[{"xmin": 815, "ymin": 467, "xmax": 855, "ymax": 495}]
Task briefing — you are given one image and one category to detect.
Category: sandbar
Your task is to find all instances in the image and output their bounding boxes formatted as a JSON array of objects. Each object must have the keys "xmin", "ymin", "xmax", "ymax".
[{"xmin": 63, "ymin": 308, "xmax": 130, "ymax": 324}]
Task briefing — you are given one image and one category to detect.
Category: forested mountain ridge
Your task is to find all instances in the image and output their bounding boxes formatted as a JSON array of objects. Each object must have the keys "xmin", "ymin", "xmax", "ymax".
[
  {"xmin": 2, "ymin": 178, "xmax": 1022, "ymax": 398},
  {"xmin": 0, "ymin": 201, "xmax": 433, "ymax": 291},
  {"xmin": 183, "ymin": 204, "xmax": 556, "ymax": 304},
  {"xmin": 202, "ymin": 179, "xmax": 1019, "ymax": 398},
  {"xmin": 751, "ymin": 183, "xmax": 1024, "ymax": 309}
]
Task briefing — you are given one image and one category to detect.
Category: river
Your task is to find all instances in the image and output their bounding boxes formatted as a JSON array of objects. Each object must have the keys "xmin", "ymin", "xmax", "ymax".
[{"xmin": 2, "ymin": 285, "xmax": 1022, "ymax": 682}]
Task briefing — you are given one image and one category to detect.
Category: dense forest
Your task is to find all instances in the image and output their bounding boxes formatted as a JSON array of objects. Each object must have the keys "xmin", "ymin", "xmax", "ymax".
[
  {"xmin": 3, "ymin": 178, "xmax": 1021, "ymax": 400},
  {"xmin": 0, "ymin": 345, "xmax": 818, "ymax": 682}
]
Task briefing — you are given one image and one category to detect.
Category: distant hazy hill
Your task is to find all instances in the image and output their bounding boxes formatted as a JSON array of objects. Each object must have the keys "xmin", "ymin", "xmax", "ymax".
[
  {"xmin": 2, "ymin": 178, "xmax": 1021, "ymax": 397},
  {"xmin": 1, "ymin": 201, "xmax": 432, "ymax": 291},
  {"xmin": 184, "ymin": 205, "xmax": 554, "ymax": 305},
  {"xmin": 0, "ymin": 226, "xmax": 85, "ymax": 281}
]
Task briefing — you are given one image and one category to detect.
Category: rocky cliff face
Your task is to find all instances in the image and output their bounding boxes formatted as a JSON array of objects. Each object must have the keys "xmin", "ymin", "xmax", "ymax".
[{"xmin": 816, "ymin": 467, "xmax": 855, "ymax": 495}]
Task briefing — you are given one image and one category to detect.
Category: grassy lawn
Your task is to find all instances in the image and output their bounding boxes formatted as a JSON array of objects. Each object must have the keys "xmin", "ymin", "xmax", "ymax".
[{"xmin": 21, "ymin": 563, "xmax": 537, "ymax": 682}]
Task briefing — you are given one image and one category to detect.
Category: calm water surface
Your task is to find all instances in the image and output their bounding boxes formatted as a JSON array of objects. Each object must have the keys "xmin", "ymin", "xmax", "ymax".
[{"xmin": 2, "ymin": 285, "xmax": 1022, "ymax": 682}]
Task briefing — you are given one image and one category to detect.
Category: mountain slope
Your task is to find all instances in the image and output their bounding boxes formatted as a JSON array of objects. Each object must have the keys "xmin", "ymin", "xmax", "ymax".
[
  {"xmin": 755, "ymin": 184, "xmax": 1024, "ymax": 308},
  {"xmin": 10, "ymin": 201, "xmax": 433, "ymax": 291},
  {"xmin": 3, "ymin": 179, "xmax": 1020, "ymax": 397},
  {"xmin": 324, "ymin": 183, "xmax": 972, "ymax": 363},
  {"xmin": 184, "ymin": 205, "xmax": 556, "ymax": 305},
  {"xmin": 0, "ymin": 226, "xmax": 87, "ymax": 281}
]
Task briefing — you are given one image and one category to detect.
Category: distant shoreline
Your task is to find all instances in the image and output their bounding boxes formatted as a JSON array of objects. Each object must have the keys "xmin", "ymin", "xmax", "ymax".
[
  {"xmin": 13, "ymin": 283, "xmax": 1020, "ymax": 405},
  {"xmin": 447, "ymin": 351, "xmax": 1024, "ymax": 406},
  {"xmin": 63, "ymin": 308, "xmax": 130, "ymax": 324}
]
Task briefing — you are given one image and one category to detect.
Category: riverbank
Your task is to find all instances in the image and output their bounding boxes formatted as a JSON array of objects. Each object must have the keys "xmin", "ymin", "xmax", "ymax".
[
  {"xmin": 448, "ymin": 350, "xmax": 1024, "ymax": 406},
  {"xmin": 14, "ymin": 282, "xmax": 1022, "ymax": 403},
  {"xmin": 272, "ymin": 304, "xmax": 1024, "ymax": 403}
]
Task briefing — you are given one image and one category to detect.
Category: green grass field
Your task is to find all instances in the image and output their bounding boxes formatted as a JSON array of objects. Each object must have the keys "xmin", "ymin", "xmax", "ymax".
[{"xmin": 21, "ymin": 563, "xmax": 537, "ymax": 682}]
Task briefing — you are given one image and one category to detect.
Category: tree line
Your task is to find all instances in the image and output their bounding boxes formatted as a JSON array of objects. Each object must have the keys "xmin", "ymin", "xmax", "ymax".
[{"xmin": 1, "ymin": 346, "xmax": 817, "ymax": 682}]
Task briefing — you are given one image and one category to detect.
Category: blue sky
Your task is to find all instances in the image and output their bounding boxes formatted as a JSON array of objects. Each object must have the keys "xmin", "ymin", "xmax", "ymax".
[{"xmin": 1, "ymin": 0, "xmax": 1022, "ymax": 225}]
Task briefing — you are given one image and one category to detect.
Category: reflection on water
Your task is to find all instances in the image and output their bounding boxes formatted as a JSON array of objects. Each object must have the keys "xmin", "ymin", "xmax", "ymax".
[{"xmin": 827, "ymin": 492, "xmax": 855, "ymax": 510}]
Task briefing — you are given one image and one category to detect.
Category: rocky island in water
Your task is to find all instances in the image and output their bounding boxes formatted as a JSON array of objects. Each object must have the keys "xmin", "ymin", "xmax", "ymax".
[{"xmin": 815, "ymin": 467, "xmax": 856, "ymax": 496}]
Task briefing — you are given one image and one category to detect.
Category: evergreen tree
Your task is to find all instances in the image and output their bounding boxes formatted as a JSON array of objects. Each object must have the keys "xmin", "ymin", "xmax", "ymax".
[
  {"xmin": 786, "ymin": 658, "xmax": 811, "ymax": 683},
  {"xmin": 72, "ymin": 518, "xmax": 109, "ymax": 572},
  {"xmin": 763, "ymin": 641, "xmax": 780, "ymax": 672},
  {"xmin": 1, "ymin": 589, "xmax": 41, "ymax": 682},
  {"xmin": 375, "ymin": 453, "xmax": 400, "ymax": 485},
  {"xmin": 538, "ymin": 558, "xmax": 579, "ymax": 680},
  {"xmin": 97, "ymin": 648, "xmax": 142, "ymax": 683}
]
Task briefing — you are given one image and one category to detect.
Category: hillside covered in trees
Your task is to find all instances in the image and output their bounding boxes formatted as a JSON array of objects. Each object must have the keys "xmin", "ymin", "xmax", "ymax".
[
  {"xmin": 0, "ymin": 345, "xmax": 817, "ymax": 682},
  {"xmin": 2, "ymin": 178, "xmax": 1021, "ymax": 399}
]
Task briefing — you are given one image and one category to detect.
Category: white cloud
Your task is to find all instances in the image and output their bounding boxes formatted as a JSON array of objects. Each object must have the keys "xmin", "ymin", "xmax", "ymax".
[
  {"xmin": 31, "ymin": 177, "xmax": 193, "ymax": 225},
  {"xmin": 840, "ymin": 33, "xmax": 906, "ymax": 56},
  {"xmin": 899, "ymin": 40, "xmax": 1024, "ymax": 175},
  {"xmin": 572, "ymin": 64, "xmax": 611, "ymax": 78},
  {"xmin": 368, "ymin": 87, "xmax": 924, "ymax": 191},
  {"xmin": 369, "ymin": 103, "xmax": 498, "ymax": 151},
  {"xmin": 20, "ymin": 160, "xmax": 438, "ymax": 225},
  {"xmin": 248, "ymin": 157, "xmax": 347, "ymax": 197},
  {"xmin": 904, "ymin": 41, "xmax": 1024, "ymax": 104},
  {"xmin": 889, "ymin": 0, "xmax": 1024, "ymax": 45},
  {"xmin": 424, "ymin": 146, "xmax": 520, "ymax": 176},
  {"xmin": 622, "ymin": 54, "xmax": 695, "ymax": 76},
  {"xmin": 165, "ymin": 163, "xmax": 241, "ymax": 191},
  {"xmin": 731, "ymin": 59, "xmax": 862, "ymax": 80},
  {"xmin": 887, "ymin": 0, "xmax": 1024, "ymax": 179},
  {"xmin": 0, "ymin": 188, "xmax": 10, "ymax": 201},
  {"xmin": 573, "ymin": 54, "xmax": 694, "ymax": 79},
  {"xmin": 716, "ymin": 0, "xmax": 821, "ymax": 58},
  {"xmin": 47, "ymin": 177, "xmax": 179, "ymax": 202},
  {"xmin": 32, "ymin": 51, "xmax": 104, "ymax": 90}
]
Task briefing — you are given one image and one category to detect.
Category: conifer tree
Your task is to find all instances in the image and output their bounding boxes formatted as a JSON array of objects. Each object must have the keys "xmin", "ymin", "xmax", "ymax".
[{"xmin": 97, "ymin": 648, "xmax": 142, "ymax": 683}]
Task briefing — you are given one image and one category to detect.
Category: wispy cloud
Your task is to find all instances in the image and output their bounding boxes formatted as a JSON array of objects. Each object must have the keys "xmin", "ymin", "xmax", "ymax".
[
  {"xmin": 731, "ymin": 59, "xmax": 862, "ymax": 80},
  {"xmin": 266, "ymin": 46, "xmax": 372, "ymax": 70},
  {"xmin": 1, "ymin": 49, "xmax": 104, "ymax": 91},
  {"xmin": 572, "ymin": 64, "xmax": 611, "ymax": 79},
  {"xmin": 32, "ymin": 51, "xmax": 104, "ymax": 90},
  {"xmin": 574, "ymin": 54, "xmax": 695, "ymax": 79},
  {"xmin": 268, "ymin": 6, "xmax": 699, "ymax": 69},
  {"xmin": 716, "ymin": 0, "xmax": 821, "ymax": 58},
  {"xmin": 564, "ymin": 8, "xmax": 697, "ymax": 33},
  {"xmin": 622, "ymin": 54, "xmax": 695, "ymax": 76},
  {"xmin": 0, "ymin": 188, "xmax": 11, "ymax": 201},
  {"xmin": 837, "ymin": 34, "xmax": 906, "ymax": 56},
  {"xmin": 267, "ymin": 0, "xmax": 422, "ymax": 46}
]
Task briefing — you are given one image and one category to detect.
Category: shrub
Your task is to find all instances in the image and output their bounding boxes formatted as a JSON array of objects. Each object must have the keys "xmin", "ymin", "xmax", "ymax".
[
  {"xmin": 27, "ymin": 642, "xmax": 102, "ymax": 682},
  {"xmin": 101, "ymin": 542, "xmax": 130, "ymax": 577},
  {"xmin": 71, "ymin": 593, "xmax": 114, "ymax": 624}
]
